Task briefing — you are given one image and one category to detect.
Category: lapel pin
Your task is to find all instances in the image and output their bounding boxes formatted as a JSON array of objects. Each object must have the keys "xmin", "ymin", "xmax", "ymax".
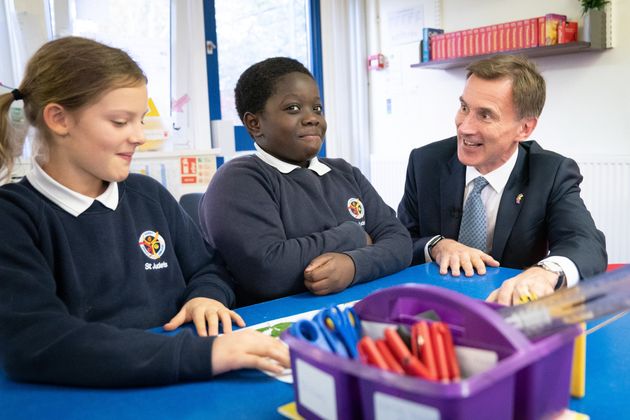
[{"xmin": 516, "ymin": 193, "xmax": 524, "ymax": 205}]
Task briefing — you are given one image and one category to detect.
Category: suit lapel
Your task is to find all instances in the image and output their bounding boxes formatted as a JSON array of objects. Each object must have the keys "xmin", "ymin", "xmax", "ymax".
[
  {"xmin": 492, "ymin": 145, "xmax": 528, "ymax": 260},
  {"xmin": 440, "ymin": 153, "xmax": 466, "ymax": 238}
]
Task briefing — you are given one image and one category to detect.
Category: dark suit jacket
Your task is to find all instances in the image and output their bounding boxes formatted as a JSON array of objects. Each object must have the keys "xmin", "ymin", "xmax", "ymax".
[{"xmin": 398, "ymin": 137, "xmax": 607, "ymax": 278}]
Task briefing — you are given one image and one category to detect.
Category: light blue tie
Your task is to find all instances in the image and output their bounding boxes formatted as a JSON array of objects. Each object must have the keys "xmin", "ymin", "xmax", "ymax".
[{"xmin": 458, "ymin": 177, "xmax": 489, "ymax": 252}]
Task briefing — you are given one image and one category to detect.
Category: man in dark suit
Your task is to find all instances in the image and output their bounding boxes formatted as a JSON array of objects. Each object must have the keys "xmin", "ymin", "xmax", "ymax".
[{"xmin": 398, "ymin": 54, "xmax": 607, "ymax": 305}]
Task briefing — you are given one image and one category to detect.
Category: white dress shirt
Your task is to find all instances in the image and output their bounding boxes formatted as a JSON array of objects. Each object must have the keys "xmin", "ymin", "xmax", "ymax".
[{"xmin": 424, "ymin": 148, "xmax": 579, "ymax": 287}]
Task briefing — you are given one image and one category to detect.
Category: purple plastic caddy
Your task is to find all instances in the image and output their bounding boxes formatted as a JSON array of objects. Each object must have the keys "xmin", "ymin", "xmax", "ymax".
[{"xmin": 283, "ymin": 284, "xmax": 580, "ymax": 420}]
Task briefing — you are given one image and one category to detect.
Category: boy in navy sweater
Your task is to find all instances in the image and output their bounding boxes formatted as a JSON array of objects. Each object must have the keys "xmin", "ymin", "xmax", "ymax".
[
  {"xmin": 0, "ymin": 37, "xmax": 288, "ymax": 387},
  {"xmin": 199, "ymin": 57, "xmax": 412, "ymax": 306}
]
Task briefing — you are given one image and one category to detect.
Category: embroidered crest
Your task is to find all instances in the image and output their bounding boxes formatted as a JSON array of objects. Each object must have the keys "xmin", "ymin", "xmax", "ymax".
[
  {"xmin": 138, "ymin": 230, "xmax": 166, "ymax": 260},
  {"xmin": 347, "ymin": 198, "xmax": 365, "ymax": 219}
]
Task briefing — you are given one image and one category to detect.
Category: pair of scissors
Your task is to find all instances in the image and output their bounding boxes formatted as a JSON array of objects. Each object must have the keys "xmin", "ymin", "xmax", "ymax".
[
  {"xmin": 290, "ymin": 318, "xmax": 331, "ymax": 352},
  {"xmin": 290, "ymin": 306, "xmax": 362, "ymax": 358},
  {"xmin": 310, "ymin": 305, "xmax": 362, "ymax": 358}
]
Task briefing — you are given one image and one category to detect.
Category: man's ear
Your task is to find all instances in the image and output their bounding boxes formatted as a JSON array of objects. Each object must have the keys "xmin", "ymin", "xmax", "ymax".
[
  {"xmin": 42, "ymin": 103, "xmax": 72, "ymax": 137},
  {"xmin": 515, "ymin": 116, "xmax": 538, "ymax": 141},
  {"xmin": 243, "ymin": 112, "xmax": 263, "ymax": 140}
]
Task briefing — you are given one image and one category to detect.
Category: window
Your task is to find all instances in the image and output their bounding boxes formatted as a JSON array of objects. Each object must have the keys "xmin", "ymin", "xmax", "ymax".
[
  {"xmin": 6, "ymin": 0, "xmax": 212, "ymax": 153},
  {"xmin": 53, "ymin": 0, "xmax": 171, "ymax": 121},
  {"xmin": 207, "ymin": 0, "xmax": 323, "ymax": 155},
  {"xmin": 215, "ymin": 0, "xmax": 311, "ymax": 125}
]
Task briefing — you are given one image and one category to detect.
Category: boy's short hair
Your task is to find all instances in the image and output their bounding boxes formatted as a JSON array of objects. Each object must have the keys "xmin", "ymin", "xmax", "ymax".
[
  {"xmin": 466, "ymin": 54, "xmax": 546, "ymax": 119},
  {"xmin": 234, "ymin": 57, "xmax": 314, "ymax": 122}
]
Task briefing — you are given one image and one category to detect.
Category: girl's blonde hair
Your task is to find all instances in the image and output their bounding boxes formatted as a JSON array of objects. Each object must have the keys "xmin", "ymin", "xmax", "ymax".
[{"xmin": 0, "ymin": 36, "xmax": 146, "ymax": 181}]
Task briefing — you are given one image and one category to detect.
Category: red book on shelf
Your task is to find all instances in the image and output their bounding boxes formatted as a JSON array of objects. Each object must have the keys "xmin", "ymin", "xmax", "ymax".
[
  {"xmin": 473, "ymin": 28, "xmax": 480, "ymax": 56},
  {"xmin": 478, "ymin": 26, "xmax": 487, "ymax": 55},
  {"xmin": 505, "ymin": 22, "xmax": 511, "ymax": 50},
  {"xmin": 466, "ymin": 29, "xmax": 474, "ymax": 56},
  {"xmin": 517, "ymin": 19, "xmax": 529, "ymax": 48},
  {"xmin": 490, "ymin": 25, "xmax": 498, "ymax": 53},
  {"xmin": 512, "ymin": 21, "xmax": 518, "ymax": 50},
  {"xmin": 432, "ymin": 33, "xmax": 446, "ymax": 60},
  {"xmin": 567, "ymin": 21, "xmax": 578, "ymax": 42},
  {"xmin": 497, "ymin": 23, "xmax": 507, "ymax": 51},
  {"xmin": 455, "ymin": 31, "xmax": 463, "ymax": 58},
  {"xmin": 445, "ymin": 32, "xmax": 454, "ymax": 59},
  {"xmin": 545, "ymin": 13, "xmax": 567, "ymax": 45},
  {"xmin": 558, "ymin": 21, "xmax": 578, "ymax": 44},
  {"xmin": 538, "ymin": 16, "xmax": 546, "ymax": 46},
  {"xmin": 430, "ymin": 35, "xmax": 438, "ymax": 60},
  {"xmin": 530, "ymin": 18, "xmax": 539, "ymax": 47},
  {"xmin": 485, "ymin": 26, "xmax": 493, "ymax": 53}
]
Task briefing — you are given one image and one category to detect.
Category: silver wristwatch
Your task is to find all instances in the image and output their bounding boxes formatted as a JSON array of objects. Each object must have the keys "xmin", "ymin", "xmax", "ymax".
[
  {"xmin": 427, "ymin": 235, "xmax": 445, "ymax": 261},
  {"xmin": 536, "ymin": 260, "xmax": 567, "ymax": 290}
]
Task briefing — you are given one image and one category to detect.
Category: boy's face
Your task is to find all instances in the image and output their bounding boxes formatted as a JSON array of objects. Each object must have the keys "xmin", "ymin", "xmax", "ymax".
[{"xmin": 248, "ymin": 72, "xmax": 326, "ymax": 167}]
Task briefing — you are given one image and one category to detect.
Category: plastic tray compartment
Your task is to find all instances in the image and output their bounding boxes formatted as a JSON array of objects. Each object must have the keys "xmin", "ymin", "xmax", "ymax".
[{"xmin": 283, "ymin": 284, "xmax": 580, "ymax": 420}]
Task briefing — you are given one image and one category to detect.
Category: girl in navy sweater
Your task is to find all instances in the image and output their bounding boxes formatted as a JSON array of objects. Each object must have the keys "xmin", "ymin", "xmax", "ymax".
[{"xmin": 0, "ymin": 37, "xmax": 288, "ymax": 387}]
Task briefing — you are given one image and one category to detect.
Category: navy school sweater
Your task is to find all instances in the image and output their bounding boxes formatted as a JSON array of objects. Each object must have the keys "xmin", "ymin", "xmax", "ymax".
[
  {"xmin": 199, "ymin": 155, "xmax": 412, "ymax": 306},
  {"xmin": 0, "ymin": 174, "xmax": 235, "ymax": 387}
]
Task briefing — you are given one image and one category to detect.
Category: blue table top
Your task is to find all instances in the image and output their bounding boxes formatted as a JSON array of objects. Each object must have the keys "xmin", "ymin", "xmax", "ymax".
[{"xmin": 1, "ymin": 263, "xmax": 628, "ymax": 419}]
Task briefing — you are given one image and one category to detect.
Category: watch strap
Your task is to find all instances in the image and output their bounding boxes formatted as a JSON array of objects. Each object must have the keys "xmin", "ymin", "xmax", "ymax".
[
  {"xmin": 537, "ymin": 261, "xmax": 566, "ymax": 290},
  {"xmin": 427, "ymin": 235, "xmax": 445, "ymax": 262}
]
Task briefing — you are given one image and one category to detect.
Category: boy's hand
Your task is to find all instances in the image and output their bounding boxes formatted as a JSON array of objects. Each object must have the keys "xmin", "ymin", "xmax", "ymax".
[
  {"xmin": 303, "ymin": 253, "xmax": 355, "ymax": 295},
  {"xmin": 211, "ymin": 329, "xmax": 290, "ymax": 375},
  {"xmin": 164, "ymin": 297, "xmax": 245, "ymax": 337}
]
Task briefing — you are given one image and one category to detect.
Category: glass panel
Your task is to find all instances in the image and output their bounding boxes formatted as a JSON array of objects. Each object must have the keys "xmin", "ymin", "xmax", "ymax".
[
  {"xmin": 60, "ymin": 0, "xmax": 171, "ymax": 120},
  {"xmin": 215, "ymin": 0, "xmax": 310, "ymax": 124}
]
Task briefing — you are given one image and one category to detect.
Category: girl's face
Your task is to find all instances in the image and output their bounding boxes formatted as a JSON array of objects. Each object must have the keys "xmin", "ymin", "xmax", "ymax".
[
  {"xmin": 250, "ymin": 72, "xmax": 326, "ymax": 167},
  {"xmin": 44, "ymin": 84, "xmax": 148, "ymax": 197}
]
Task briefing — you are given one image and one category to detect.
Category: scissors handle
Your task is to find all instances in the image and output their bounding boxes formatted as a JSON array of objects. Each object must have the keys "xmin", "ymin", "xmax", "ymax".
[
  {"xmin": 315, "ymin": 310, "xmax": 351, "ymax": 358},
  {"xmin": 290, "ymin": 319, "xmax": 331, "ymax": 353}
]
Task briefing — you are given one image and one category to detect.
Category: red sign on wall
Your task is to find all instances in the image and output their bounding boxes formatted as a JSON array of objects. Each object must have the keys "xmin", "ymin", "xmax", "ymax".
[{"xmin": 180, "ymin": 157, "xmax": 198, "ymax": 184}]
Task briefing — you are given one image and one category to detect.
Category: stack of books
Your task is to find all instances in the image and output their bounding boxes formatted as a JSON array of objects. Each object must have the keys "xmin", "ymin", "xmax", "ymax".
[{"xmin": 421, "ymin": 13, "xmax": 579, "ymax": 63}]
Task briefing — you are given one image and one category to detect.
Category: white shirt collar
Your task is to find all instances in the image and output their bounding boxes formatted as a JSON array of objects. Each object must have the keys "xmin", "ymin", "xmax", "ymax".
[
  {"xmin": 26, "ymin": 159, "xmax": 119, "ymax": 217},
  {"xmin": 464, "ymin": 145, "xmax": 519, "ymax": 195},
  {"xmin": 255, "ymin": 143, "xmax": 331, "ymax": 176}
]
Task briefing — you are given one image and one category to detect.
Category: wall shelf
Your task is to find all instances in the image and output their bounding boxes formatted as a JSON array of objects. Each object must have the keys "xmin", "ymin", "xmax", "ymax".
[{"xmin": 410, "ymin": 41, "xmax": 600, "ymax": 69}]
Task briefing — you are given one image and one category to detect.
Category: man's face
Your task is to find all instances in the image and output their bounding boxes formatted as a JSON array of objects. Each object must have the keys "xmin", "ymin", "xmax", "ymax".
[{"xmin": 455, "ymin": 75, "xmax": 535, "ymax": 174}]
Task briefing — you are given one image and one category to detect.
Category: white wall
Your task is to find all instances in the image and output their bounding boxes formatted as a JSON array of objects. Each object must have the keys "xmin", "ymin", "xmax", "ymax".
[
  {"xmin": 371, "ymin": 0, "xmax": 629, "ymax": 158},
  {"xmin": 367, "ymin": 0, "xmax": 630, "ymax": 262}
]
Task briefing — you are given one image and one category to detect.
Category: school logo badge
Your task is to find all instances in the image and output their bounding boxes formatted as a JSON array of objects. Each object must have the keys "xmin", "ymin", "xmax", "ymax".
[
  {"xmin": 138, "ymin": 230, "xmax": 166, "ymax": 260},
  {"xmin": 347, "ymin": 198, "xmax": 365, "ymax": 219}
]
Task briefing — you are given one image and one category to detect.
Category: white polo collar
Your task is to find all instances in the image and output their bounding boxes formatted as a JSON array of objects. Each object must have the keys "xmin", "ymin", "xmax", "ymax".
[
  {"xmin": 255, "ymin": 144, "xmax": 331, "ymax": 176},
  {"xmin": 26, "ymin": 159, "xmax": 119, "ymax": 217},
  {"xmin": 465, "ymin": 146, "xmax": 518, "ymax": 195}
]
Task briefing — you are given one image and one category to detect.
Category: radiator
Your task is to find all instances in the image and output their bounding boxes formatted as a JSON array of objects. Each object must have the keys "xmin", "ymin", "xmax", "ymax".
[
  {"xmin": 575, "ymin": 156, "xmax": 630, "ymax": 264},
  {"xmin": 370, "ymin": 155, "xmax": 630, "ymax": 264}
]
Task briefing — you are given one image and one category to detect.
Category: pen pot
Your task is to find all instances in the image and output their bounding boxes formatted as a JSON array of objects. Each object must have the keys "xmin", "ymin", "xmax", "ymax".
[{"xmin": 284, "ymin": 284, "xmax": 580, "ymax": 420}]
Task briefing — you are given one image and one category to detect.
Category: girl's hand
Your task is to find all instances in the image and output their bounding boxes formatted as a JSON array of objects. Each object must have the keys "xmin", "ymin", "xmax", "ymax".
[
  {"xmin": 211, "ymin": 329, "xmax": 290, "ymax": 375},
  {"xmin": 164, "ymin": 297, "xmax": 245, "ymax": 336}
]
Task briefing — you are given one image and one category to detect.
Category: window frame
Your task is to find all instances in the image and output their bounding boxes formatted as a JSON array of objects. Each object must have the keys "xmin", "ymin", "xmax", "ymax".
[{"xmin": 202, "ymin": 0, "xmax": 325, "ymax": 156}]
